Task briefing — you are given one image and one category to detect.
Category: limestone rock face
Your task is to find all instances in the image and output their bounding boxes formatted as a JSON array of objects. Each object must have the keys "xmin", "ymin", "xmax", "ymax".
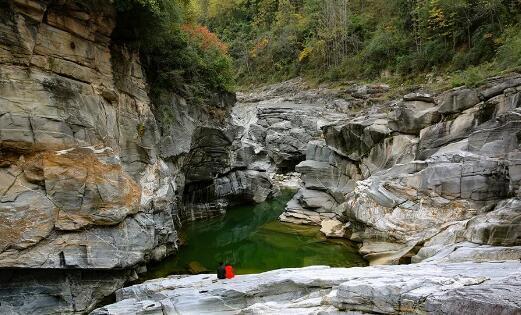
[
  {"xmin": 92, "ymin": 261, "xmax": 521, "ymax": 315},
  {"xmin": 0, "ymin": 269, "xmax": 133, "ymax": 315},
  {"xmin": 232, "ymin": 79, "xmax": 352, "ymax": 173},
  {"xmin": 322, "ymin": 115, "xmax": 390, "ymax": 161},
  {"xmin": 344, "ymin": 76, "xmax": 521, "ymax": 264},
  {"xmin": 280, "ymin": 140, "xmax": 359, "ymax": 226},
  {"xmin": 3, "ymin": 1, "xmax": 521, "ymax": 312},
  {"xmin": 280, "ymin": 73, "xmax": 521, "ymax": 265},
  {"xmin": 388, "ymin": 100, "xmax": 440, "ymax": 134},
  {"xmin": 215, "ymin": 169, "xmax": 272, "ymax": 203},
  {"xmin": 360, "ymin": 134, "xmax": 417, "ymax": 178},
  {"xmin": 0, "ymin": 0, "xmax": 235, "ymax": 311},
  {"xmin": 438, "ymin": 87, "xmax": 481, "ymax": 113},
  {"xmin": 0, "ymin": 0, "xmax": 178, "ymax": 269},
  {"xmin": 464, "ymin": 198, "xmax": 521, "ymax": 246}
]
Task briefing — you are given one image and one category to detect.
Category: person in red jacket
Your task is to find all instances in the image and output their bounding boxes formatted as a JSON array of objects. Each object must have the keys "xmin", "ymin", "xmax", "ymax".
[{"xmin": 224, "ymin": 263, "xmax": 235, "ymax": 279}]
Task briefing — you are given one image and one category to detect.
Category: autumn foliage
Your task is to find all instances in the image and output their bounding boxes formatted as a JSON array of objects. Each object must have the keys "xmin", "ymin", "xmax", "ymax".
[
  {"xmin": 181, "ymin": 24, "xmax": 229, "ymax": 54},
  {"xmin": 114, "ymin": 0, "xmax": 235, "ymax": 107},
  {"xmin": 191, "ymin": 0, "xmax": 521, "ymax": 85}
]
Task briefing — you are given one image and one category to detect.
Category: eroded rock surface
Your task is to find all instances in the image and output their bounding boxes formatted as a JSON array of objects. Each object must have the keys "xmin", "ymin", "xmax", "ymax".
[
  {"xmin": 3, "ymin": 1, "xmax": 521, "ymax": 312},
  {"xmin": 0, "ymin": 0, "xmax": 235, "ymax": 311},
  {"xmin": 92, "ymin": 261, "xmax": 521, "ymax": 315},
  {"xmin": 232, "ymin": 78, "xmax": 352, "ymax": 174},
  {"xmin": 280, "ymin": 74, "xmax": 521, "ymax": 265}
]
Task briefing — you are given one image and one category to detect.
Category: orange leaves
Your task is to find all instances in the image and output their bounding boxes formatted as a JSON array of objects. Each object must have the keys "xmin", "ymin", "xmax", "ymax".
[{"xmin": 181, "ymin": 24, "xmax": 229, "ymax": 54}]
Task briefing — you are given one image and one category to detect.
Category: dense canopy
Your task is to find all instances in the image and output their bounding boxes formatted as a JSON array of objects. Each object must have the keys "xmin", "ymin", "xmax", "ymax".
[{"xmin": 116, "ymin": 0, "xmax": 521, "ymax": 90}]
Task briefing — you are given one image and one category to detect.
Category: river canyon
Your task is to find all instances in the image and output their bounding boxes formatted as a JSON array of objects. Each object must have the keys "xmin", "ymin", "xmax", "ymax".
[{"xmin": 0, "ymin": 1, "xmax": 520, "ymax": 314}]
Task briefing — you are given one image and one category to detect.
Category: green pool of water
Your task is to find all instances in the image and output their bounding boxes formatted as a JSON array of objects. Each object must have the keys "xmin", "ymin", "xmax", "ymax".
[{"xmin": 141, "ymin": 190, "xmax": 367, "ymax": 279}]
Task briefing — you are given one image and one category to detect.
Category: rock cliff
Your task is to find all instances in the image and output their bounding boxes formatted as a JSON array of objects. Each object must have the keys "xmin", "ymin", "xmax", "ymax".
[
  {"xmin": 0, "ymin": 0, "xmax": 240, "ymax": 312},
  {"xmin": 279, "ymin": 75, "xmax": 521, "ymax": 265}
]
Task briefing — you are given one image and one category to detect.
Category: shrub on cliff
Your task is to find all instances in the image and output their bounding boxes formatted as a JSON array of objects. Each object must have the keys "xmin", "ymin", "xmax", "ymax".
[{"xmin": 113, "ymin": 0, "xmax": 234, "ymax": 102}]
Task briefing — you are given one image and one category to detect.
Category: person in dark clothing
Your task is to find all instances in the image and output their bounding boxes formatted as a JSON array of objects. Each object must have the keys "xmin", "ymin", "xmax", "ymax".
[{"xmin": 217, "ymin": 262, "xmax": 226, "ymax": 279}]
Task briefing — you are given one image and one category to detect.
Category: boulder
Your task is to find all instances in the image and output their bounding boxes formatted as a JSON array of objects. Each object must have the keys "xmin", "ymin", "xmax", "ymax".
[
  {"xmin": 437, "ymin": 87, "xmax": 481, "ymax": 114},
  {"xmin": 322, "ymin": 115, "xmax": 390, "ymax": 161},
  {"xmin": 479, "ymin": 75, "xmax": 521, "ymax": 100},
  {"xmin": 403, "ymin": 92, "xmax": 435, "ymax": 103},
  {"xmin": 388, "ymin": 100, "xmax": 440, "ymax": 134},
  {"xmin": 298, "ymin": 189, "xmax": 338, "ymax": 211},
  {"xmin": 320, "ymin": 219, "xmax": 348, "ymax": 238},
  {"xmin": 187, "ymin": 261, "xmax": 208, "ymax": 274},
  {"xmin": 279, "ymin": 197, "xmax": 335, "ymax": 225}
]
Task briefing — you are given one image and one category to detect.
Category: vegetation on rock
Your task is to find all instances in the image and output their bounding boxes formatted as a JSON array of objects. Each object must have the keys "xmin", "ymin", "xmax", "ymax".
[{"xmin": 113, "ymin": 0, "xmax": 234, "ymax": 101}]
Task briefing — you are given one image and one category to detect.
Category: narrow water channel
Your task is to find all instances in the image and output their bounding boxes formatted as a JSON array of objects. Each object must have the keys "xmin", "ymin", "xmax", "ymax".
[{"xmin": 141, "ymin": 190, "xmax": 367, "ymax": 280}]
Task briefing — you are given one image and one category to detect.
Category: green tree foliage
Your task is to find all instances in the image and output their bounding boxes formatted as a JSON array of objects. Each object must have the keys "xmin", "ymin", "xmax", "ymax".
[
  {"xmin": 190, "ymin": 0, "xmax": 521, "ymax": 85},
  {"xmin": 113, "ymin": 0, "xmax": 234, "ymax": 103}
]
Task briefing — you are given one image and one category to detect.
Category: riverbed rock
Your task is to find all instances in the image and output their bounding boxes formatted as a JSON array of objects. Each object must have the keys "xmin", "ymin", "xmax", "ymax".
[
  {"xmin": 279, "ymin": 197, "xmax": 326, "ymax": 225},
  {"xmin": 91, "ymin": 261, "xmax": 521, "ymax": 315},
  {"xmin": 0, "ymin": 269, "xmax": 133, "ymax": 314},
  {"xmin": 464, "ymin": 197, "xmax": 521, "ymax": 246},
  {"xmin": 322, "ymin": 115, "xmax": 390, "ymax": 161},
  {"xmin": 215, "ymin": 169, "xmax": 273, "ymax": 203},
  {"xmin": 360, "ymin": 134, "xmax": 417, "ymax": 177},
  {"xmin": 232, "ymin": 81, "xmax": 351, "ymax": 173},
  {"xmin": 437, "ymin": 87, "xmax": 481, "ymax": 114},
  {"xmin": 187, "ymin": 261, "xmax": 208, "ymax": 274},
  {"xmin": 3, "ymin": 2, "xmax": 521, "ymax": 312},
  {"xmin": 320, "ymin": 219, "xmax": 348, "ymax": 238},
  {"xmin": 417, "ymin": 101, "xmax": 496, "ymax": 159},
  {"xmin": 279, "ymin": 139, "xmax": 361, "ymax": 226}
]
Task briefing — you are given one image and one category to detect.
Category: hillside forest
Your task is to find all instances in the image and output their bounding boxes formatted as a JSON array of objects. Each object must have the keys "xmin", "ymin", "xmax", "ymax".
[{"xmin": 116, "ymin": 0, "xmax": 521, "ymax": 96}]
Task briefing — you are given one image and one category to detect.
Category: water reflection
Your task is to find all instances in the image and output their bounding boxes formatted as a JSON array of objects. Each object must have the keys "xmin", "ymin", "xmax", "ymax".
[{"xmin": 141, "ymin": 190, "xmax": 366, "ymax": 280}]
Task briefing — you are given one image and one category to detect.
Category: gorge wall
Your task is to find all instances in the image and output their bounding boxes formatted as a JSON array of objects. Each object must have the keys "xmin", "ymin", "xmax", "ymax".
[
  {"xmin": 277, "ymin": 75, "xmax": 521, "ymax": 265},
  {"xmin": 0, "ymin": 1, "xmax": 248, "ymax": 313},
  {"xmin": 2, "ymin": 1, "xmax": 521, "ymax": 314},
  {"xmin": 91, "ymin": 77, "xmax": 521, "ymax": 315}
]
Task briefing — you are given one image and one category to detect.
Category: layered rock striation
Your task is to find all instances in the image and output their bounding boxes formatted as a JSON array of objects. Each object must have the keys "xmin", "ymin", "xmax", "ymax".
[
  {"xmin": 0, "ymin": 0, "xmax": 238, "ymax": 312},
  {"xmin": 2, "ymin": 1, "xmax": 521, "ymax": 313},
  {"xmin": 232, "ymin": 78, "xmax": 356, "ymax": 175},
  {"xmin": 93, "ymin": 261, "xmax": 521, "ymax": 314},
  {"xmin": 281, "ymin": 74, "xmax": 521, "ymax": 265}
]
